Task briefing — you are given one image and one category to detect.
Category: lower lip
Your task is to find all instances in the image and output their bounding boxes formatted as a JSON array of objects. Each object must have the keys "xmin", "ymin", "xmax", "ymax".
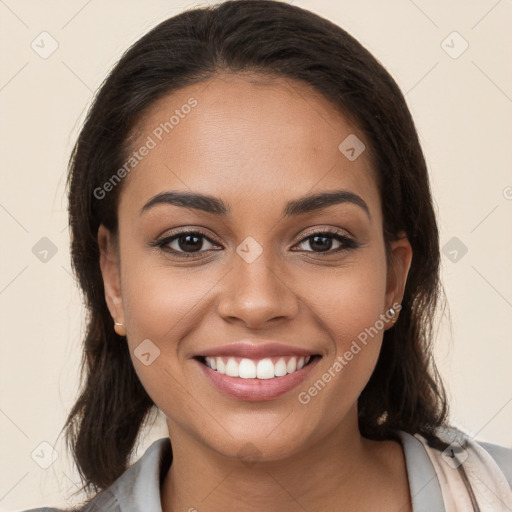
[{"xmin": 195, "ymin": 357, "xmax": 320, "ymax": 401}]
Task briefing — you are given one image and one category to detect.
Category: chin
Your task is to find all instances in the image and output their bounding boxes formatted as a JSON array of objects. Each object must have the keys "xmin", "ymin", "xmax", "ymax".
[{"xmin": 197, "ymin": 416, "xmax": 316, "ymax": 463}]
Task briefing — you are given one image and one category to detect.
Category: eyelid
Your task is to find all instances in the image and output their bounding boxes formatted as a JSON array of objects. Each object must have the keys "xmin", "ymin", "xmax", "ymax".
[
  {"xmin": 151, "ymin": 226, "xmax": 360, "ymax": 257},
  {"xmin": 291, "ymin": 227, "xmax": 359, "ymax": 252},
  {"xmin": 298, "ymin": 226, "xmax": 354, "ymax": 241},
  {"xmin": 152, "ymin": 228, "xmax": 220, "ymax": 252}
]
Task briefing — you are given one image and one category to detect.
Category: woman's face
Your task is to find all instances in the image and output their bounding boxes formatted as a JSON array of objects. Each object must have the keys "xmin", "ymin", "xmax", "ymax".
[{"xmin": 99, "ymin": 73, "xmax": 412, "ymax": 461}]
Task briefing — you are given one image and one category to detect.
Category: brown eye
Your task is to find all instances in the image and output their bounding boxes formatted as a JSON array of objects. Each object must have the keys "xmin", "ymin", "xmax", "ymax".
[
  {"xmin": 293, "ymin": 229, "xmax": 359, "ymax": 254},
  {"xmin": 154, "ymin": 230, "xmax": 220, "ymax": 258}
]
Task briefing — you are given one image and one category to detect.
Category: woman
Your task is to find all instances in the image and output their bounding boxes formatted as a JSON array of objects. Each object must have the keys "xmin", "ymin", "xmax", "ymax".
[{"xmin": 26, "ymin": 1, "xmax": 512, "ymax": 511}]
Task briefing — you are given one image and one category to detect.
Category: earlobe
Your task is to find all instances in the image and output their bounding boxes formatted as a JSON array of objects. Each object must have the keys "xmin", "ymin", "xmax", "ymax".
[{"xmin": 97, "ymin": 224, "xmax": 124, "ymax": 324}]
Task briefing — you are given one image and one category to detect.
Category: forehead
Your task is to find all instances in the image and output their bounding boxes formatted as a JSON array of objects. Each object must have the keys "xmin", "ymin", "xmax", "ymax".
[{"xmin": 120, "ymin": 72, "xmax": 380, "ymax": 221}]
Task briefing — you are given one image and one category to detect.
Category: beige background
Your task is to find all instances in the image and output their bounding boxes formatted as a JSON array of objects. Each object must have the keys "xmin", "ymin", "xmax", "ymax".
[{"xmin": 1, "ymin": 0, "xmax": 511, "ymax": 510}]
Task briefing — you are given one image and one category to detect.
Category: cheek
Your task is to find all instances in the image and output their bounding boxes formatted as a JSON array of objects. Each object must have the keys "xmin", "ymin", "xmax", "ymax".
[
  {"xmin": 293, "ymin": 252, "xmax": 388, "ymax": 348},
  {"xmin": 122, "ymin": 260, "xmax": 221, "ymax": 343},
  {"xmin": 119, "ymin": 255, "xmax": 228, "ymax": 421},
  {"xmin": 291, "ymin": 252, "xmax": 388, "ymax": 410}
]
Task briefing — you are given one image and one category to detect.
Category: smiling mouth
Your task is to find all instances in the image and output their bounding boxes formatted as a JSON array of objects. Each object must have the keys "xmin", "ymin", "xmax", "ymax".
[{"xmin": 195, "ymin": 355, "xmax": 321, "ymax": 379}]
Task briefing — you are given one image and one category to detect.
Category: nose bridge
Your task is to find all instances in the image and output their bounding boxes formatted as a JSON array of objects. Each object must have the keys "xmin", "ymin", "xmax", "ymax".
[{"xmin": 217, "ymin": 237, "xmax": 298, "ymax": 325}]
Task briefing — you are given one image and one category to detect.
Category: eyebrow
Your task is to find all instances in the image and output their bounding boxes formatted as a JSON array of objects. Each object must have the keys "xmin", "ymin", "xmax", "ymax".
[{"xmin": 140, "ymin": 189, "xmax": 371, "ymax": 220}]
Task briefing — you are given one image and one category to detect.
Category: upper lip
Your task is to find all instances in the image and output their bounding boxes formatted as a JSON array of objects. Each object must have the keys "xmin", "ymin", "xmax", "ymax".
[{"xmin": 196, "ymin": 340, "xmax": 317, "ymax": 359}]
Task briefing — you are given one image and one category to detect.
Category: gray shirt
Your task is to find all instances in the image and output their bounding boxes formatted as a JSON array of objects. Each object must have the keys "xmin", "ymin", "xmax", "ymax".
[{"xmin": 25, "ymin": 432, "xmax": 512, "ymax": 512}]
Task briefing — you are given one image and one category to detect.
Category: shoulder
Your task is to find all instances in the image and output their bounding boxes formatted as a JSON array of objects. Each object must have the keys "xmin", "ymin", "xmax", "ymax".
[
  {"xmin": 19, "ymin": 437, "xmax": 172, "ymax": 512},
  {"xmin": 20, "ymin": 509, "xmax": 66, "ymax": 512},
  {"xmin": 20, "ymin": 505, "xmax": 89, "ymax": 512},
  {"xmin": 442, "ymin": 424, "xmax": 512, "ymax": 489},
  {"xmin": 478, "ymin": 439, "xmax": 512, "ymax": 488},
  {"xmin": 422, "ymin": 424, "xmax": 512, "ymax": 489}
]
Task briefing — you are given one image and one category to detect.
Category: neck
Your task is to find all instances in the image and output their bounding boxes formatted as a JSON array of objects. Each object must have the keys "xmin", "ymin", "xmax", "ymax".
[{"xmin": 160, "ymin": 406, "xmax": 411, "ymax": 512}]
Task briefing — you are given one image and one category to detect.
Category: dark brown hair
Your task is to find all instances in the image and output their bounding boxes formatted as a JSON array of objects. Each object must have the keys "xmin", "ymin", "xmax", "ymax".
[{"xmin": 63, "ymin": 0, "xmax": 450, "ymax": 497}]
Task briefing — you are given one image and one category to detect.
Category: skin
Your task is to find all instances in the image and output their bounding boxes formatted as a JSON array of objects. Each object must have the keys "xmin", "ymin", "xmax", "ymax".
[{"xmin": 98, "ymin": 73, "xmax": 413, "ymax": 512}]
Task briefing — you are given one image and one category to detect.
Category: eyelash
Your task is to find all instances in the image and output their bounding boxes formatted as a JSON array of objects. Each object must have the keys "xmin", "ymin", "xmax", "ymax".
[{"xmin": 151, "ymin": 228, "xmax": 360, "ymax": 259}]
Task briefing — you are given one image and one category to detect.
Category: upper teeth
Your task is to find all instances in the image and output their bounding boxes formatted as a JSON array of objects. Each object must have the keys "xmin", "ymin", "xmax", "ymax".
[{"xmin": 205, "ymin": 356, "xmax": 311, "ymax": 379}]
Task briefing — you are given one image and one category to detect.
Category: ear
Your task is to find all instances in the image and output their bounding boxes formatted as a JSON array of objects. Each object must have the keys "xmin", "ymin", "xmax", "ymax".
[
  {"xmin": 98, "ymin": 224, "xmax": 124, "ymax": 324},
  {"xmin": 384, "ymin": 232, "xmax": 413, "ymax": 313}
]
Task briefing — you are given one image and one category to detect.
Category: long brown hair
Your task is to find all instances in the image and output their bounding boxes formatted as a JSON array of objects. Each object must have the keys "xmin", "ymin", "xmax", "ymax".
[{"xmin": 63, "ymin": 0, "xmax": 449, "ymax": 497}]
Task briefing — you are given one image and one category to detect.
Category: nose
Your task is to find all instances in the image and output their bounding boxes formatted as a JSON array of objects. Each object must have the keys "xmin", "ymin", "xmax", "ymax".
[{"xmin": 216, "ymin": 248, "xmax": 300, "ymax": 329}]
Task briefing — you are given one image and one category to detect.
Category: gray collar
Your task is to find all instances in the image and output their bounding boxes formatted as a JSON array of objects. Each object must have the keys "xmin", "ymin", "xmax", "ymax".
[
  {"xmin": 396, "ymin": 430, "xmax": 446, "ymax": 512},
  {"xmin": 84, "ymin": 432, "xmax": 445, "ymax": 511}
]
